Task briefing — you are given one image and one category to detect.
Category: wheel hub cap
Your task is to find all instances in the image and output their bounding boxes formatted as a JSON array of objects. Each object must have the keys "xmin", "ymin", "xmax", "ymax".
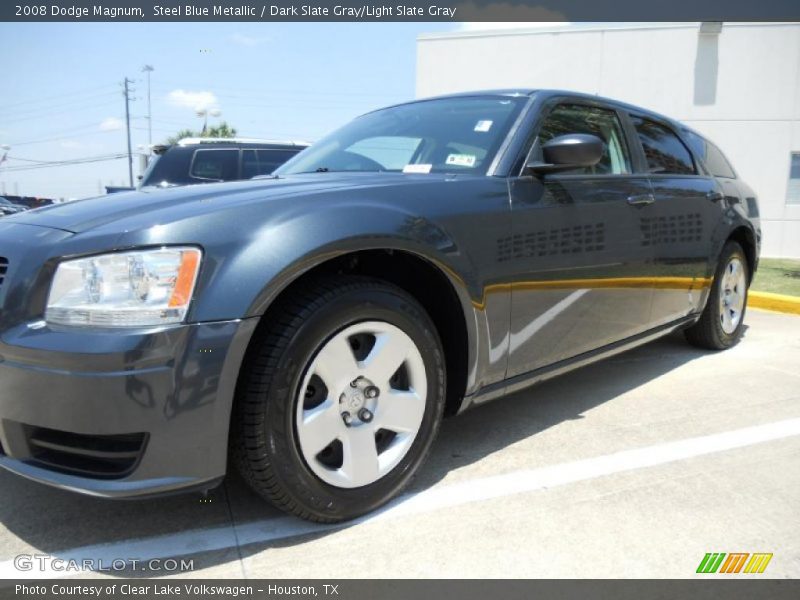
[
  {"xmin": 718, "ymin": 256, "xmax": 746, "ymax": 335},
  {"xmin": 340, "ymin": 377, "xmax": 376, "ymax": 418},
  {"xmin": 295, "ymin": 321, "xmax": 427, "ymax": 489}
]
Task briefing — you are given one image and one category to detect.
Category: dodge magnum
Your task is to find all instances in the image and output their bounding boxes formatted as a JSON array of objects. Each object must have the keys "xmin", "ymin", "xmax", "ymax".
[{"xmin": 0, "ymin": 90, "xmax": 760, "ymax": 522}]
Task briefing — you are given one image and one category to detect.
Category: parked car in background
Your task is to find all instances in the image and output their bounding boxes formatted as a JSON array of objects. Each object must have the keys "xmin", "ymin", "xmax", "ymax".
[
  {"xmin": 0, "ymin": 197, "xmax": 28, "ymax": 216},
  {"xmin": 105, "ymin": 138, "xmax": 310, "ymax": 194},
  {"xmin": 142, "ymin": 137, "xmax": 309, "ymax": 188},
  {"xmin": 0, "ymin": 90, "xmax": 760, "ymax": 524}
]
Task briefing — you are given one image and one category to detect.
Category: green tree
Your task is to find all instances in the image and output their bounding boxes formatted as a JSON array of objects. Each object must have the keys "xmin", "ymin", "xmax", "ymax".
[
  {"xmin": 206, "ymin": 122, "xmax": 237, "ymax": 138},
  {"xmin": 164, "ymin": 122, "xmax": 238, "ymax": 145}
]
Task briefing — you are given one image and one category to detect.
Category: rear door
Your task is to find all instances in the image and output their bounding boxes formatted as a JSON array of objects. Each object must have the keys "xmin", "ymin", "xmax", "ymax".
[
  {"xmin": 506, "ymin": 99, "xmax": 655, "ymax": 377},
  {"xmin": 626, "ymin": 114, "xmax": 722, "ymax": 325}
]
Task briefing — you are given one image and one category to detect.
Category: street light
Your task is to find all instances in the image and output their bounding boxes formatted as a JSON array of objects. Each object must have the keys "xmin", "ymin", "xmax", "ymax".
[
  {"xmin": 141, "ymin": 65, "xmax": 154, "ymax": 150},
  {"xmin": 196, "ymin": 108, "xmax": 222, "ymax": 135}
]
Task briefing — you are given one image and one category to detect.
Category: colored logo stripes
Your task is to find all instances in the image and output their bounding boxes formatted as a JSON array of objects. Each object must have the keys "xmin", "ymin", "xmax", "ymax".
[{"xmin": 697, "ymin": 552, "xmax": 773, "ymax": 574}]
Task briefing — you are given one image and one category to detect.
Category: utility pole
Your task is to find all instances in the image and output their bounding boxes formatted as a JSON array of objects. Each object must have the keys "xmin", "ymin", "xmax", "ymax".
[
  {"xmin": 142, "ymin": 65, "xmax": 154, "ymax": 150},
  {"xmin": 122, "ymin": 77, "xmax": 134, "ymax": 187}
]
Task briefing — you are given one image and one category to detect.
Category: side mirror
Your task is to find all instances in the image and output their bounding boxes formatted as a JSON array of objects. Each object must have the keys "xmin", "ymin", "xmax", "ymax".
[{"xmin": 524, "ymin": 133, "xmax": 605, "ymax": 175}]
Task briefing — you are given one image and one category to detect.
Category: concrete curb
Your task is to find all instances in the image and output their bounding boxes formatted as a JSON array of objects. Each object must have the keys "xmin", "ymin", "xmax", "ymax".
[{"xmin": 749, "ymin": 291, "xmax": 800, "ymax": 315}]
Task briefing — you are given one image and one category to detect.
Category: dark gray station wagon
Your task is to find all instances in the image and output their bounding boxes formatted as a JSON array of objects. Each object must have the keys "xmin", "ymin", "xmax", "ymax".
[{"xmin": 0, "ymin": 90, "xmax": 760, "ymax": 522}]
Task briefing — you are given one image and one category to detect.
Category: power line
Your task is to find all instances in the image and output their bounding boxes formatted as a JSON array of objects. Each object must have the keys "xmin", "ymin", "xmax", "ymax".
[
  {"xmin": 0, "ymin": 99, "xmax": 120, "ymax": 125},
  {"xmin": 0, "ymin": 91, "xmax": 120, "ymax": 120},
  {"xmin": 1, "ymin": 154, "xmax": 127, "ymax": 172},
  {"xmin": 5, "ymin": 123, "xmax": 120, "ymax": 147},
  {"xmin": 150, "ymin": 83, "xmax": 407, "ymax": 99},
  {"xmin": 0, "ymin": 83, "xmax": 118, "ymax": 112}
]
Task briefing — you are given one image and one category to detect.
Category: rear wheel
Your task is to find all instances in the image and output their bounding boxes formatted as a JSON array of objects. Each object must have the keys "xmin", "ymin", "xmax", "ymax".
[
  {"xmin": 231, "ymin": 276, "xmax": 445, "ymax": 522},
  {"xmin": 685, "ymin": 241, "xmax": 749, "ymax": 350}
]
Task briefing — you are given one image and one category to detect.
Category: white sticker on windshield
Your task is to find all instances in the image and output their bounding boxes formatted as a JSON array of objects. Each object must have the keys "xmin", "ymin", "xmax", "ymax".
[
  {"xmin": 446, "ymin": 154, "xmax": 477, "ymax": 167},
  {"xmin": 474, "ymin": 120, "xmax": 493, "ymax": 132},
  {"xmin": 403, "ymin": 164, "xmax": 432, "ymax": 174}
]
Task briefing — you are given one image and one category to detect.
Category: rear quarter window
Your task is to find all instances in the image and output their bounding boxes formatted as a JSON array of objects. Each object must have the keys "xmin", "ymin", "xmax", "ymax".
[
  {"xmin": 683, "ymin": 130, "xmax": 737, "ymax": 179},
  {"xmin": 704, "ymin": 142, "xmax": 737, "ymax": 179},
  {"xmin": 256, "ymin": 149, "xmax": 300, "ymax": 175}
]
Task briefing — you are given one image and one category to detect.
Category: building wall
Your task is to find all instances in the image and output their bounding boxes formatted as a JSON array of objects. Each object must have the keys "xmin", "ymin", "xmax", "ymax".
[{"xmin": 417, "ymin": 23, "xmax": 800, "ymax": 257}]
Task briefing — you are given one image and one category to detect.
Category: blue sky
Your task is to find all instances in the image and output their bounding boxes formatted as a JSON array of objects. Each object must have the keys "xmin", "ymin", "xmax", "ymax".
[{"xmin": 0, "ymin": 22, "xmax": 459, "ymax": 199}]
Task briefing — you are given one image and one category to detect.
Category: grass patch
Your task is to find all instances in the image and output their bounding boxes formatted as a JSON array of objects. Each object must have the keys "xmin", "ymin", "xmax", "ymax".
[{"xmin": 751, "ymin": 258, "xmax": 800, "ymax": 297}]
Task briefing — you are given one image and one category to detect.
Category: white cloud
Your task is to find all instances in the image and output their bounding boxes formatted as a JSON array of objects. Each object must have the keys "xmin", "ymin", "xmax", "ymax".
[
  {"xmin": 99, "ymin": 117, "xmax": 123, "ymax": 131},
  {"xmin": 60, "ymin": 140, "xmax": 83, "ymax": 149},
  {"xmin": 167, "ymin": 89, "xmax": 219, "ymax": 112},
  {"xmin": 230, "ymin": 32, "xmax": 268, "ymax": 47}
]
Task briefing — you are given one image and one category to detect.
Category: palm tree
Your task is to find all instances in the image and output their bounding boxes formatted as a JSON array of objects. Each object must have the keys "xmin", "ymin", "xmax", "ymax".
[{"xmin": 164, "ymin": 122, "xmax": 238, "ymax": 145}]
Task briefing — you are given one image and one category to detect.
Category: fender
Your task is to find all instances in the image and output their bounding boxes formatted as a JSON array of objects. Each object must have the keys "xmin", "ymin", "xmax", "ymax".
[{"xmin": 180, "ymin": 193, "xmax": 511, "ymax": 398}]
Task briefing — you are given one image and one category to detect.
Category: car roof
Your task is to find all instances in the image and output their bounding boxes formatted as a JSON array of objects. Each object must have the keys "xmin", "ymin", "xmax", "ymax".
[{"xmin": 375, "ymin": 88, "xmax": 685, "ymax": 130}]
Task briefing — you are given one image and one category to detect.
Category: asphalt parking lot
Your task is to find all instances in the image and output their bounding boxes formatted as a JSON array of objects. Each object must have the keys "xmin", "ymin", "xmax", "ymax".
[{"xmin": 0, "ymin": 308, "xmax": 798, "ymax": 581}]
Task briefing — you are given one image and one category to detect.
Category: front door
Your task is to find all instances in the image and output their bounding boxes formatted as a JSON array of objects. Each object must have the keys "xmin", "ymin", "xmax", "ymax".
[{"xmin": 506, "ymin": 101, "xmax": 655, "ymax": 378}]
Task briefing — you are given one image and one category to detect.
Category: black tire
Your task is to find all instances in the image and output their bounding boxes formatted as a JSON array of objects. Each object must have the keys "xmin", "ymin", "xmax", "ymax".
[
  {"xmin": 684, "ymin": 241, "xmax": 749, "ymax": 350},
  {"xmin": 231, "ymin": 275, "xmax": 446, "ymax": 523}
]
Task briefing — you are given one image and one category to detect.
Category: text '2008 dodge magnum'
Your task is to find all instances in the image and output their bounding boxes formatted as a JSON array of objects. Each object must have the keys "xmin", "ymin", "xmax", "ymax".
[{"xmin": 0, "ymin": 90, "xmax": 760, "ymax": 522}]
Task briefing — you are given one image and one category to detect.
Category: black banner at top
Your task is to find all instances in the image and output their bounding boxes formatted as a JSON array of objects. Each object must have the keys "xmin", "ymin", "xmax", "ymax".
[{"xmin": 2, "ymin": 0, "xmax": 800, "ymax": 22}]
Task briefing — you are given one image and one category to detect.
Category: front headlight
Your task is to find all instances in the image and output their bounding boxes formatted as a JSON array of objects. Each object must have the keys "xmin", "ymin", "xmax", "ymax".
[{"xmin": 46, "ymin": 247, "xmax": 202, "ymax": 328}]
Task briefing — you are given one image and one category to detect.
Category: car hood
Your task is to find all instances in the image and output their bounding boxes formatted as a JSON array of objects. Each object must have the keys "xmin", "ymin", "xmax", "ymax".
[{"xmin": 6, "ymin": 173, "xmax": 450, "ymax": 234}]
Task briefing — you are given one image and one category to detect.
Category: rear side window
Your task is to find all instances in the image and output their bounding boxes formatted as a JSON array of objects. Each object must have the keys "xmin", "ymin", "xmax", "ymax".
[
  {"xmin": 632, "ymin": 117, "xmax": 696, "ymax": 175},
  {"xmin": 257, "ymin": 149, "xmax": 299, "ymax": 175},
  {"xmin": 190, "ymin": 149, "xmax": 239, "ymax": 181},
  {"xmin": 242, "ymin": 149, "xmax": 300, "ymax": 178},
  {"xmin": 537, "ymin": 104, "xmax": 631, "ymax": 175}
]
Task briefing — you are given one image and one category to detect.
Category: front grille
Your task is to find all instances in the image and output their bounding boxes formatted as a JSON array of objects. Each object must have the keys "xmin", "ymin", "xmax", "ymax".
[
  {"xmin": 26, "ymin": 426, "xmax": 148, "ymax": 479},
  {"xmin": 0, "ymin": 256, "xmax": 7, "ymax": 288}
]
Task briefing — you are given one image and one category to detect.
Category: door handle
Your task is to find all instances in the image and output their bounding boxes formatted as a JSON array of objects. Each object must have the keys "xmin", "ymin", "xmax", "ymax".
[
  {"xmin": 627, "ymin": 193, "xmax": 655, "ymax": 206},
  {"xmin": 707, "ymin": 191, "xmax": 724, "ymax": 202}
]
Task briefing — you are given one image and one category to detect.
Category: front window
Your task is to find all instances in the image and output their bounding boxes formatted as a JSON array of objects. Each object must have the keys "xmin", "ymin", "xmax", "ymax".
[
  {"xmin": 536, "ymin": 103, "xmax": 632, "ymax": 175},
  {"xmin": 275, "ymin": 96, "xmax": 527, "ymax": 176}
]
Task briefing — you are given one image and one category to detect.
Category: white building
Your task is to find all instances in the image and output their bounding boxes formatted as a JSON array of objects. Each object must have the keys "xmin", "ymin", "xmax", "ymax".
[{"xmin": 417, "ymin": 22, "xmax": 800, "ymax": 258}]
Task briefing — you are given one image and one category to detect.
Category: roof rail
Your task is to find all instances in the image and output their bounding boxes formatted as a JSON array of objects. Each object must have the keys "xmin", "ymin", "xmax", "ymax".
[{"xmin": 176, "ymin": 137, "xmax": 311, "ymax": 147}]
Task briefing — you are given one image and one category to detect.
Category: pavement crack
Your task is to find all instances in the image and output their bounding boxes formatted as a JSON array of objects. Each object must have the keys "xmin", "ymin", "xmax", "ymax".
[{"xmin": 223, "ymin": 480, "xmax": 248, "ymax": 579}]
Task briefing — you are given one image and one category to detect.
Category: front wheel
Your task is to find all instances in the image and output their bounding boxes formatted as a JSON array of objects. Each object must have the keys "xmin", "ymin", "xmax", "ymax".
[
  {"xmin": 685, "ymin": 241, "xmax": 749, "ymax": 350},
  {"xmin": 231, "ymin": 276, "xmax": 445, "ymax": 523}
]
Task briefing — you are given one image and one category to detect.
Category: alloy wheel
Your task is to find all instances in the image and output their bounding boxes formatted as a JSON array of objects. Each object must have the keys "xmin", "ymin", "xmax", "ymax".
[
  {"xmin": 295, "ymin": 321, "xmax": 427, "ymax": 488},
  {"xmin": 719, "ymin": 256, "xmax": 746, "ymax": 335}
]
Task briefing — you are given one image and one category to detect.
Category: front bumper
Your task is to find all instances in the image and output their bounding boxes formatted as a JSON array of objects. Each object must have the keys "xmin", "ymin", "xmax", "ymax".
[{"xmin": 0, "ymin": 317, "xmax": 257, "ymax": 498}]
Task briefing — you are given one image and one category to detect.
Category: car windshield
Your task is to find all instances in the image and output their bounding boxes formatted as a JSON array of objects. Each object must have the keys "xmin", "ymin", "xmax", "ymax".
[{"xmin": 275, "ymin": 96, "xmax": 528, "ymax": 176}]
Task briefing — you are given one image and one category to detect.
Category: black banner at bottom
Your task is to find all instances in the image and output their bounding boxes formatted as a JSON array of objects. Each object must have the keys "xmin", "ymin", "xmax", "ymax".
[{"xmin": 1, "ymin": 580, "xmax": 799, "ymax": 600}]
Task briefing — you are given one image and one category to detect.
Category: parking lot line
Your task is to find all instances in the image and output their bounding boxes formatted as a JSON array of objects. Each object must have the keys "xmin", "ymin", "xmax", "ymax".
[{"xmin": 2, "ymin": 416, "xmax": 799, "ymax": 580}]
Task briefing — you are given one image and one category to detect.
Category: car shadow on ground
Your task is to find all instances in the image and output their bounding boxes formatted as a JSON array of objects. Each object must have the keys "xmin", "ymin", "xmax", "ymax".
[{"xmin": 0, "ymin": 329, "xmax": 734, "ymax": 576}]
